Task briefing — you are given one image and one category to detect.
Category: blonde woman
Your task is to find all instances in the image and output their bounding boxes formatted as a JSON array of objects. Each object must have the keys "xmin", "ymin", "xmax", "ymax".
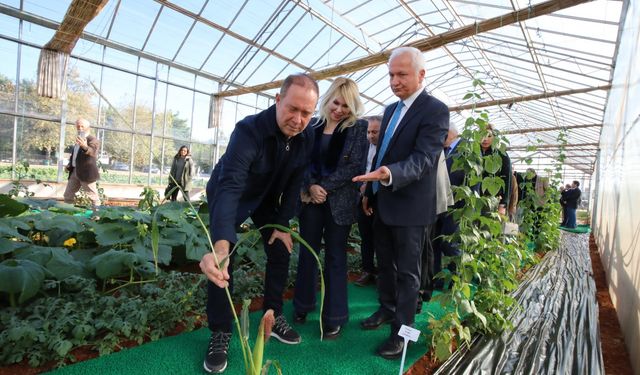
[{"xmin": 293, "ymin": 77, "xmax": 368, "ymax": 339}]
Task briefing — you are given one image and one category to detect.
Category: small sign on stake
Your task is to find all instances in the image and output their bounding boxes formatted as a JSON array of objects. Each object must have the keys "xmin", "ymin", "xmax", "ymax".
[{"xmin": 397, "ymin": 324, "xmax": 420, "ymax": 375}]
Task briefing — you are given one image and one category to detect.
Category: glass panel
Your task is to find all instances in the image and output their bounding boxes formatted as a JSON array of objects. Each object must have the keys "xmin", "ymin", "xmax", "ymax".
[
  {"xmin": 195, "ymin": 75, "xmax": 216, "ymax": 94},
  {"xmin": 0, "ymin": 13, "xmax": 19, "ymax": 39},
  {"xmin": 21, "ymin": 21, "xmax": 56, "ymax": 46},
  {"xmin": 0, "ymin": 114, "xmax": 15, "ymax": 163},
  {"xmin": 200, "ymin": 0, "xmax": 244, "ymax": 27},
  {"xmin": 144, "ymin": 7, "xmax": 193, "ymax": 59},
  {"xmin": 0, "ymin": 39, "xmax": 17, "ymax": 112},
  {"xmin": 99, "ymin": 129, "xmax": 132, "ymax": 183},
  {"xmin": 23, "ymin": 0, "xmax": 73, "ymax": 23},
  {"xmin": 66, "ymin": 60, "xmax": 100, "ymax": 127},
  {"xmin": 16, "ymin": 117, "xmax": 60, "ymax": 168},
  {"xmin": 201, "ymin": 36, "xmax": 245, "ymax": 77},
  {"xmin": 108, "ymin": 0, "xmax": 160, "ymax": 50},
  {"xmin": 164, "ymin": 84, "xmax": 193, "ymax": 140},
  {"xmin": 18, "ymin": 46, "xmax": 61, "ymax": 117},
  {"xmin": 189, "ymin": 142, "xmax": 214, "ymax": 187},
  {"xmin": 103, "ymin": 47, "xmax": 139, "ymax": 73},
  {"xmin": 168, "ymin": 67, "xmax": 195, "ymax": 89},
  {"xmin": 191, "ymin": 92, "xmax": 213, "ymax": 142},
  {"xmin": 174, "ymin": 22, "xmax": 224, "ymax": 68},
  {"xmin": 72, "ymin": 39, "xmax": 105, "ymax": 63},
  {"xmin": 99, "ymin": 67, "xmax": 136, "ymax": 131}
]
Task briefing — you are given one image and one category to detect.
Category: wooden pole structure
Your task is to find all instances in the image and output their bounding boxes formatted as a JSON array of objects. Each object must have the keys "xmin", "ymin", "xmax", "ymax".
[
  {"xmin": 449, "ymin": 85, "xmax": 611, "ymax": 112},
  {"xmin": 501, "ymin": 123, "xmax": 602, "ymax": 135},
  {"xmin": 215, "ymin": 0, "xmax": 591, "ymax": 98}
]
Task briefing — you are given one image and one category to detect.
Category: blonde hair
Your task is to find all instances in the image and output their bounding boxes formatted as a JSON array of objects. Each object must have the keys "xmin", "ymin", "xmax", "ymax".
[{"xmin": 318, "ymin": 77, "xmax": 364, "ymax": 132}]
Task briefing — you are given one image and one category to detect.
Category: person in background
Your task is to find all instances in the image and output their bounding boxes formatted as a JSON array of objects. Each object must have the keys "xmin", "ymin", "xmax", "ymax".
[
  {"xmin": 562, "ymin": 180, "xmax": 581, "ymax": 228},
  {"xmin": 165, "ymin": 145, "xmax": 195, "ymax": 201},
  {"xmin": 200, "ymin": 73, "xmax": 318, "ymax": 374},
  {"xmin": 164, "ymin": 145, "xmax": 195, "ymax": 202},
  {"xmin": 508, "ymin": 168, "xmax": 519, "ymax": 221},
  {"xmin": 64, "ymin": 118, "xmax": 101, "ymax": 208},
  {"xmin": 353, "ymin": 46, "xmax": 449, "ymax": 359},
  {"xmin": 293, "ymin": 77, "xmax": 368, "ymax": 339},
  {"xmin": 560, "ymin": 183, "xmax": 572, "ymax": 226},
  {"xmin": 355, "ymin": 115, "xmax": 381, "ymax": 287},
  {"xmin": 420, "ymin": 125, "xmax": 462, "ymax": 308},
  {"xmin": 480, "ymin": 124, "xmax": 511, "ymax": 215}
]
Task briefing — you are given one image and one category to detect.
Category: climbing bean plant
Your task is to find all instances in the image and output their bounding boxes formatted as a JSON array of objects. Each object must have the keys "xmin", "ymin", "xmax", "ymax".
[{"xmin": 428, "ymin": 78, "xmax": 531, "ymax": 360}]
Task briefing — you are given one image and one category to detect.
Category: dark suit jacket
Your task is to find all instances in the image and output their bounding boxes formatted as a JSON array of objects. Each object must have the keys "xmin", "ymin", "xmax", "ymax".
[
  {"xmin": 304, "ymin": 118, "xmax": 368, "ymax": 225},
  {"xmin": 67, "ymin": 134, "xmax": 100, "ymax": 183},
  {"xmin": 206, "ymin": 105, "xmax": 314, "ymax": 244},
  {"xmin": 366, "ymin": 90, "xmax": 449, "ymax": 226},
  {"xmin": 563, "ymin": 187, "xmax": 581, "ymax": 209}
]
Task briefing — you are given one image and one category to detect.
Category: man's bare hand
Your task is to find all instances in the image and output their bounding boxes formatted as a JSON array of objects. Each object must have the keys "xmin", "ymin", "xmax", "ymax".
[
  {"xmin": 76, "ymin": 136, "xmax": 88, "ymax": 150},
  {"xmin": 352, "ymin": 166, "xmax": 391, "ymax": 184},
  {"xmin": 362, "ymin": 196, "xmax": 373, "ymax": 216},
  {"xmin": 268, "ymin": 229, "xmax": 293, "ymax": 253},
  {"xmin": 200, "ymin": 240, "xmax": 230, "ymax": 288},
  {"xmin": 309, "ymin": 184, "xmax": 327, "ymax": 204}
]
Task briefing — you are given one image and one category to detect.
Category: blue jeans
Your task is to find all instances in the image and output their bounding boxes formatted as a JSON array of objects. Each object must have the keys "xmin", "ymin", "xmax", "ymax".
[
  {"xmin": 294, "ymin": 202, "xmax": 350, "ymax": 327},
  {"xmin": 565, "ymin": 207, "xmax": 577, "ymax": 228}
]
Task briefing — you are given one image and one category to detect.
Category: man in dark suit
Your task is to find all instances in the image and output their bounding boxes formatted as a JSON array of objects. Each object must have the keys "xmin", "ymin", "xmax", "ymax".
[
  {"xmin": 199, "ymin": 73, "xmax": 318, "ymax": 373},
  {"xmin": 353, "ymin": 46, "xmax": 449, "ymax": 359},
  {"xmin": 562, "ymin": 180, "xmax": 582, "ymax": 228},
  {"xmin": 355, "ymin": 116, "xmax": 381, "ymax": 287},
  {"xmin": 63, "ymin": 118, "xmax": 101, "ymax": 207}
]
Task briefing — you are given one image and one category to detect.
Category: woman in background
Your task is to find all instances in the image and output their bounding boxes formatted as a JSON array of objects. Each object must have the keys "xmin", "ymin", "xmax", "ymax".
[
  {"xmin": 293, "ymin": 77, "xmax": 368, "ymax": 339},
  {"xmin": 165, "ymin": 145, "xmax": 195, "ymax": 201},
  {"xmin": 480, "ymin": 124, "xmax": 512, "ymax": 214}
]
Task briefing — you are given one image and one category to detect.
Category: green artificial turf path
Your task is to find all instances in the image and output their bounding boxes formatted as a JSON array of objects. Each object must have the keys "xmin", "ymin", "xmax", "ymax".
[
  {"xmin": 560, "ymin": 224, "xmax": 591, "ymax": 234},
  {"xmin": 48, "ymin": 283, "xmax": 446, "ymax": 375}
]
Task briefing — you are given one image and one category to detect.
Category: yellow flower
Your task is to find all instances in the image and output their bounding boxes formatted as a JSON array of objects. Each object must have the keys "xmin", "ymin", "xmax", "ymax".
[{"xmin": 63, "ymin": 238, "xmax": 77, "ymax": 247}]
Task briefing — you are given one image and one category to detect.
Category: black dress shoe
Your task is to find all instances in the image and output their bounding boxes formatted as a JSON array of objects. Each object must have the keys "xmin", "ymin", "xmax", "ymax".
[
  {"xmin": 322, "ymin": 324, "xmax": 341, "ymax": 340},
  {"xmin": 360, "ymin": 310, "xmax": 393, "ymax": 330},
  {"xmin": 293, "ymin": 311, "xmax": 307, "ymax": 324},
  {"xmin": 376, "ymin": 337, "xmax": 404, "ymax": 359},
  {"xmin": 355, "ymin": 272, "xmax": 376, "ymax": 287}
]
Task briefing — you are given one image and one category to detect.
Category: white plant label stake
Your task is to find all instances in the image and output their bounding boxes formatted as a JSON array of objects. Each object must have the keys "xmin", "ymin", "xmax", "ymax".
[{"xmin": 397, "ymin": 324, "xmax": 420, "ymax": 375}]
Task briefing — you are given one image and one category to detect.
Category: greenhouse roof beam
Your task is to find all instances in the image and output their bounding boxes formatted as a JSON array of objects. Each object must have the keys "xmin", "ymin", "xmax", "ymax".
[
  {"xmin": 448, "ymin": 85, "xmax": 610, "ymax": 112},
  {"xmin": 502, "ymin": 124, "xmax": 602, "ymax": 135},
  {"xmin": 216, "ymin": 0, "xmax": 590, "ymax": 98}
]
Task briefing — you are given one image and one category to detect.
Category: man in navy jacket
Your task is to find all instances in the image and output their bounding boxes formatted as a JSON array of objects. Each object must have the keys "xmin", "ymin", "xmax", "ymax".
[
  {"xmin": 200, "ymin": 73, "xmax": 318, "ymax": 373},
  {"xmin": 353, "ymin": 46, "xmax": 449, "ymax": 359}
]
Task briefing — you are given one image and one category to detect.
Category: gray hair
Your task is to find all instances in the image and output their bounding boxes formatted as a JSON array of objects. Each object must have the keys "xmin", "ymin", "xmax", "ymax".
[{"xmin": 389, "ymin": 46, "xmax": 425, "ymax": 73}]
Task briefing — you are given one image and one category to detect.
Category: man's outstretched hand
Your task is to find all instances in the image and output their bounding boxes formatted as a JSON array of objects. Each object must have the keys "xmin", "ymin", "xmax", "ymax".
[{"xmin": 352, "ymin": 166, "xmax": 391, "ymax": 183}]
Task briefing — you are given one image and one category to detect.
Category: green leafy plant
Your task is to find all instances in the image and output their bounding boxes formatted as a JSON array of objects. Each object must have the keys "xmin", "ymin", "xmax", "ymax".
[{"xmin": 428, "ymin": 77, "xmax": 530, "ymax": 360}]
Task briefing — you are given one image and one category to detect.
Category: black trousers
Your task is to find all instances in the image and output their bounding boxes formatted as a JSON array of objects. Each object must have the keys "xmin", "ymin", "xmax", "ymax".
[
  {"xmin": 356, "ymin": 199, "xmax": 376, "ymax": 273},
  {"xmin": 374, "ymin": 214, "xmax": 428, "ymax": 334},
  {"xmin": 206, "ymin": 219, "xmax": 291, "ymax": 332}
]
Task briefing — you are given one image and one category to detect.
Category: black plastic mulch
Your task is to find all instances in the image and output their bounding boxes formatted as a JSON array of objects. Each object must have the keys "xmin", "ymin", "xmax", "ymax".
[{"xmin": 435, "ymin": 232, "xmax": 603, "ymax": 374}]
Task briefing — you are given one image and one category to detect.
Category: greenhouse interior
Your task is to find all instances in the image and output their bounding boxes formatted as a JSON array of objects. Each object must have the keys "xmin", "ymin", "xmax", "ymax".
[{"xmin": 0, "ymin": 0, "xmax": 638, "ymax": 374}]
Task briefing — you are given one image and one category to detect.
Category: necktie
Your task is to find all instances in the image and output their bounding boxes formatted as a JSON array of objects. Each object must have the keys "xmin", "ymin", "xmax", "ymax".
[
  {"xmin": 372, "ymin": 102, "xmax": 404, "ymax": 193},
  {"xmin": 444, "ymin": 146, "xmax": 451, "ymax": 156}
]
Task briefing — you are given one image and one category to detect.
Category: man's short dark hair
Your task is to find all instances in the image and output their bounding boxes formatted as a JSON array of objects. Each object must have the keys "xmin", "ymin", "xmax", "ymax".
[
  {"xmin": 573, "ymin": 180, "xmax": 580, "ymax": 187},
  {"xmin": 280, "ymin": 73, "xmax": 319, "ymax": 98}
]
